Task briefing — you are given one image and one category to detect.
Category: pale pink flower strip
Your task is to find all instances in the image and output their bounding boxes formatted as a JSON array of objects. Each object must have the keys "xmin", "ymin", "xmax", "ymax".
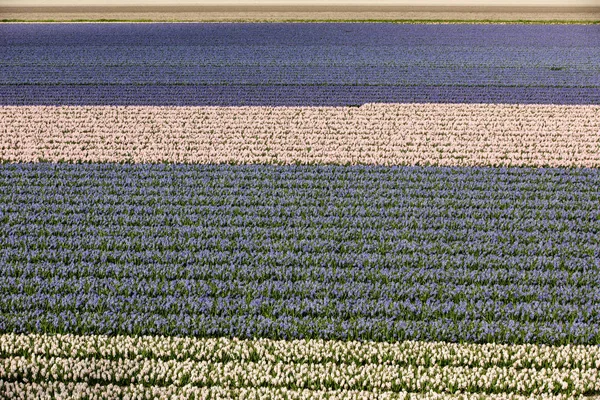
[{"xmin": 1, "ymin": 104, "xmax": 598, "ymax": 167}]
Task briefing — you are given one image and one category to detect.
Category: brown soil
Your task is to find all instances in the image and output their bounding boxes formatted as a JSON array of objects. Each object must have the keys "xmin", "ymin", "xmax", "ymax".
[{"xmin": 1, "ymin": 5, "xmax": 599, "ymax": 22}]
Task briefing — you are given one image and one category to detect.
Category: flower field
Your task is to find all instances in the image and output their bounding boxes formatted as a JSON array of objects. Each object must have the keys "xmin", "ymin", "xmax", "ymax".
[
  {"xmin": 0, "ymin": 22, "xmax": 599, "ymax": 398},
  {"xmin": 2, "ymin": 104, "xmax": 600, "ymax": 166},
  {"xmin": 1, "ymin": 334, "xmax": 600, "ymax": 398},
  {"xmin": 1, "ymin": 24, "xmax": 599, "ymax": 106}
]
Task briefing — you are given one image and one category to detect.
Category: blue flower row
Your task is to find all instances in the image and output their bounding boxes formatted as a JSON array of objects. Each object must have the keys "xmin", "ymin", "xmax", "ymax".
[{"xmin": 0, "ymin": 163, "xmax": 598, "ymax": 343}]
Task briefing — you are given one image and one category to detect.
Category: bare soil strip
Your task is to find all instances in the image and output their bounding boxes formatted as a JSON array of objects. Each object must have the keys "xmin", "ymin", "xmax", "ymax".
[{"xmin": 1, "ymin": 6, "xmax": 599, "ymax": 22}]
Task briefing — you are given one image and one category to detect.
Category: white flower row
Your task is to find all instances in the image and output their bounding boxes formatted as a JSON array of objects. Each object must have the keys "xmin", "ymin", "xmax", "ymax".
[
  {"xmin": 0, "ymin": 380, "xmax": 582, "ymax": 400},
  {"xmin": 1, "ymin": 104, "xmax": 599, "ymax": 167},
  {"xmin": 4, "ymin": 354, "xmax": 598, "ymax": 394},
  {"xmin": 1, "ymin": 334, "xmax": 599, "ymax": 396},
  {"xmin": 2, "ymin": 334, "xmax": 599, "ymax": 370}
]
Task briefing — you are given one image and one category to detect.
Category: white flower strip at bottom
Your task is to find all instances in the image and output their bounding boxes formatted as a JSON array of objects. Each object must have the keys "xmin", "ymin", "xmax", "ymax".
[
  {"xmin": 0, "ymin": 381, "xmax": 583, "ymax": 400},
  {"xmin": 1, "ymin": 104, "xmax": 599, "ymax": 167},
  {"xmin": 1, "ymin": 334, "xmax": 599, "ymax": 397}
]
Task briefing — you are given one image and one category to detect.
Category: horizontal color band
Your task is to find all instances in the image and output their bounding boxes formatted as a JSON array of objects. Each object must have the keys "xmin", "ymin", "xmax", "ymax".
[
  {"xmin": 2, "ymin": 104, "xmax": 599, "ymax": 167},
  {"xmin": 3, "ymin": 23, "xmax": 597, "ymax": 47},
  {"xmin": 1, "ymin": 163, "xmax": 598, "ymax": 344},
  {"xmin": 0, "ymin": 333, "xmax": 599, "ymax": 397},
  {"xmin": 2, "ymin": 24, "xmax": 598, "ymax": 106},
  {"xmin": 2, "ymin": 85, "xmax": 599, "ymax": 106}
]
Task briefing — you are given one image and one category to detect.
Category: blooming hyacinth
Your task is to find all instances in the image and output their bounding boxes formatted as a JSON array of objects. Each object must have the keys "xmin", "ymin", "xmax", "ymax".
[{"xmin": 0, "ymin": 22, "xmax": 599, "ymax": 398}]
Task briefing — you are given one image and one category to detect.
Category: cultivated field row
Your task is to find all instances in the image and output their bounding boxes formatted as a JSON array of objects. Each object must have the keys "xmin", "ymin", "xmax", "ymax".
[
  {"xmin": 2, "ymin": 164, "xmax": 597, "ymax": 344},
  {"xmin": 4, "ymin": 85, "xmax": 598, "ymax": 106},
  {"xmin": 1, "ymin": 334, "xmax": 599, "ymax": 397},
  {"xmin": 1, "ymin": 104, "xmax": 599, "ymax": 167},
  {"xmin": 0, "ymin": 381, "xmax": 583, "ymax": 400}
]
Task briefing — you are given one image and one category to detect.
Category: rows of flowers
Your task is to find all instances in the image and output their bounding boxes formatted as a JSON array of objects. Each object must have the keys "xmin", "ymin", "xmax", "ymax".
[
  {"xmin": 4, "ymin": 44, "xmax": 596, "ymax": 69},
  {"xmin": 5, "ymin": 65, "xmax": 598, "ymax": 86},
  {"xmin": 1, "ymin": 23, "xmax": 598, "ymax": 106},
  {"xmin": 1, "ymin": 22, "xmax": 599, "ymax": 398},
  {"xmin": 3, "ymin": 24, "xmax": 595, "ymax": 47},
  {"xmin": 1, "ymin": 104, "xmax": 599, "ymax": 167},
  {"xmin": 0, "ymin": 381, "xmax": 583, "ymax": 400},
  {"xmin": 4, "ymin": 334, "xmax": 600, "ymax": 369},
  {"xmin": 1, "ymin": 334, "xmax": 599, "ymax": 397},
  {"xmin": 1, "ymin": 163, "xmax": 597, "ymax": 343},
  {"xmin": 3, "ymin": 85, "xmax": 599, "ymax": 106}
]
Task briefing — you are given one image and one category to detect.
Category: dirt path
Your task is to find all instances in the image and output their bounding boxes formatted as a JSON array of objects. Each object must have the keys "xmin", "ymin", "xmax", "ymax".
[{"xmin": 2, "ymin": 5, "xmax": 599, "ymax": 22}]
